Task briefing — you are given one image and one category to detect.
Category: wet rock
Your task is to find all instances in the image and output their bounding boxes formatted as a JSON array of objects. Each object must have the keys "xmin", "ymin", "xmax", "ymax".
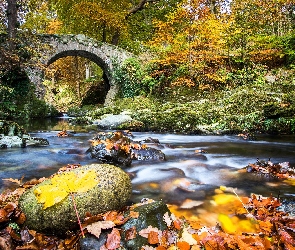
[
  {"xmin": 278, "ymin": 197, "xmax": 295, "ymax": 217},
  {"xmin": 80, "ymin": 231, "xmax": 109, "ymax": 250},
  {"xmin": 120, "ymin": 200, "xmax": 170, "ymax": 249},
  {"xmin": 132, "ymin": 147, "xmax": 165, "ymax": 161},
  {"xmin": 0, "ymin": 134, "xmax": 49, "ymax": 148},
  {"xmin": 87, "ymin": 141, "xmax": 132, "ymax": 167},
  {"xmin": 87, "ymin": 131, "xmax": 165, "ymax": 167},
  {"xmin": 79, "ymin": 200, "xmax": 169, "ymax": 249},
  {"xmin": 19, "ymin": 164, "xmax": 132, "ymax": 235}
]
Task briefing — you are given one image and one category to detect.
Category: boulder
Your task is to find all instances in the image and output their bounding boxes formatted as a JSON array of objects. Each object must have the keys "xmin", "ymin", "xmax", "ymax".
[
  {"xmin": 95, "ymin": 114, "xmax": 133, "ymax": 129},
  {"xmin": 0, "ymin": 134, "xmax": 49, "ymax": 148},
  {"xmin": 87, "ymin": 131, "xmax": 165, "ymax": 167},
  {"xmin": 120, "ymin": 200, "xmax": 170, "ymax": 249},
  {"xmin": 19, "ymin": 164, "xmax": 132, "ymax": 235},
  {"xmin": 79, "ymin": 200, "xmax": 170, "ymax": 250}
]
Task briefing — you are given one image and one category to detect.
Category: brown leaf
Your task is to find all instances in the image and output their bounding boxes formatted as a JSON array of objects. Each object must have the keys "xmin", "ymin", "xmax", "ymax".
[
  {"xmin": 105, "ymin": 228, "xmax": 121, "ymax": 249},
  {"xmin": 86, "ymin": 221, "xmax": 116, "ymax": 239},
  {"xmin": 148, "ymin": 231, "xmax": 159, "ymax": 244},
  {"xmin": 15, "ymin": 212, "xmax": 26, "ymax": 225},
  {"xmin": 125, "ymin": 226, "xmax": 137, "ymax": 241},
  {"xmin": 279, "ymin": 230, "xmax": 295, "ymax": 246},
  {"xmin": 0, "ymin": 209, "xmax": 9, "ymax": 223}
]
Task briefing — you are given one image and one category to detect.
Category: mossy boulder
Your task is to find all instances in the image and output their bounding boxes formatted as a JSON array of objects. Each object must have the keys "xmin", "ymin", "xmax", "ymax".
[
  {"xmin": 120, "ymin": 200, "xmax": 170, "ymax": 249},
  {"xmin": 19, "ymin": 164, "xmax": 132, "ymax": 235},
  {"xmin": 79, "ymin": 200, "xmax": 170, "ymax": 250}
]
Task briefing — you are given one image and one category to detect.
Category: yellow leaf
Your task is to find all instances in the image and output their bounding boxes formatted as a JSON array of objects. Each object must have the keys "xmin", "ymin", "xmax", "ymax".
[
  {"xmin": 218, "ymin": 214, "xmax": 257, "ymax": 234},
  {"xmin": 34, "ymin": 170, "xmax": 99, "ymax": 209},
  {"xmin": 213, "ymin": 193, "xmax": 239, "ymax": 205},
  {"xmin": 284, "ymin": 178, "xmax": 295, "ymax": 186}
]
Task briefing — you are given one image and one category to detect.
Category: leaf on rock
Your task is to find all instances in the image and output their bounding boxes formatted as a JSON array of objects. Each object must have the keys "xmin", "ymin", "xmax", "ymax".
[
  {"xmin": 129, "ymin": 211, "xmax": 139, "ymax": 219},
  {"xmin": 85, "ymin": 221, "xmax": 115, "ymax": 239},
  {"xmin": 34, "ymin": 170, "xmax": 99, "ymax": 209},
  {"xmin": 105, "ymin": 228, "xmax": 121, "ymax": 249},
  {"xmin": 139, "ymin": 226, "xmax": 160, "ymax": 238},
  {"xmin": 148, "ymin": 231, "xmax": 160, "ymax": 244},
  {"xmin": 125, "ymin": 226, "xmax": 137, "ymax": 241}
]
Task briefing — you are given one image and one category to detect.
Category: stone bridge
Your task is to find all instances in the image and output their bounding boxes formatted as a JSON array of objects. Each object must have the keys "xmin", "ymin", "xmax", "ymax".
[{"xmin": 27, "ymin": 34, "xmax": 133, "ymax": 105}]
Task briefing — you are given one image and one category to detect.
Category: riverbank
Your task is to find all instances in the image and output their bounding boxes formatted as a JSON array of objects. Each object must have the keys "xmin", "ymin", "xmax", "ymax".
[{"xmin": 68, "ymin": 68, "xmax": 295, "ymax": 136}]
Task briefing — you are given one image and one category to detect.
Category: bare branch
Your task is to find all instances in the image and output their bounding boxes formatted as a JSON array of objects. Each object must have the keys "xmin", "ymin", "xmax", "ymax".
[{"xmin": 126, "ymin": 0, "xmax": 160, "ymax": 19}]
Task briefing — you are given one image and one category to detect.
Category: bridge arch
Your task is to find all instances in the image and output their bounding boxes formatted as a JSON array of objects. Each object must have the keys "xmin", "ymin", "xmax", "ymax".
[{"xmin": 27, "ymin": 34, "xmax": 133, "ymax": 105}]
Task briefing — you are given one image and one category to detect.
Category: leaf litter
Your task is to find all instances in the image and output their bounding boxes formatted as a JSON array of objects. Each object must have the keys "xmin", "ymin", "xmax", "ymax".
[{"xmin": 0, "ymin": 161, "xmax": 295, "ymax": 249}]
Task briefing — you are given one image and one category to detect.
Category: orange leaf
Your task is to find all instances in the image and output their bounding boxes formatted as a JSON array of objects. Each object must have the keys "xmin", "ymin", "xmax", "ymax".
[
  {"xmin": 177, "ymin": 241, "xmax": 190, "ymax": 250},
  {"xmin": 156, "ymin": 246, "xmax": 167, "ymax": 250},
  {"xmin": 148, "ymin": 231, "xmax": 160, "ymax": 244},
  {"xmin": 173, "ymin": 219, "xmax": 182, "ymax": 230},
  {"xmin": 129, "ymin": 211, "xmax": 139, "ymax": 219}
]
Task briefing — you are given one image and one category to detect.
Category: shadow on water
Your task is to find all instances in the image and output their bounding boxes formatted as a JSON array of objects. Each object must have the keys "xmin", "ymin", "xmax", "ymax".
[{"xmin": 1, "ymin": 119, "xmax": 295, "ymax": 222}]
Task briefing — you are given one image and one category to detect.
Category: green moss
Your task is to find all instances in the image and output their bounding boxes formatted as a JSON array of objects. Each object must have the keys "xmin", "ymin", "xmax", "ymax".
[{"xmin": 19, "ymin": 164, "xmax": 132, "ymax": 235}]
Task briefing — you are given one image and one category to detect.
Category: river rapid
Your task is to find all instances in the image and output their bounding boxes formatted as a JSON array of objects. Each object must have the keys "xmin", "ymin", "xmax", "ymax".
[{"xmin": 1, "ymin": 118, "xmax": 295, "ymax": 224}]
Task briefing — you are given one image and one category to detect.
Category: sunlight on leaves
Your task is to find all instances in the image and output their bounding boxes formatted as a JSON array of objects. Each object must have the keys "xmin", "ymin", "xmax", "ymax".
[
  {"xmin": 218, "ymin": 214, "xmax": 257, "ymax": 234},
  {"xmin": 34, "ymin": 170, "xmax": 99, "ymax": 209}
]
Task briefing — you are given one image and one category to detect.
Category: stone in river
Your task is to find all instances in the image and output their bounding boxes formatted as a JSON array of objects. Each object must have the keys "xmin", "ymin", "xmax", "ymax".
[{"xmin": 19, "ymin": 164, "xmax": 132, "ymax": 235}]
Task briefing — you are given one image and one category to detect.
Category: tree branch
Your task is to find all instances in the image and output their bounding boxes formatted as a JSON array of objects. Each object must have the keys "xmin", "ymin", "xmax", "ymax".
[{"xmin": 125, "ymin": 0, "xmax": 160, "ymax": 19}]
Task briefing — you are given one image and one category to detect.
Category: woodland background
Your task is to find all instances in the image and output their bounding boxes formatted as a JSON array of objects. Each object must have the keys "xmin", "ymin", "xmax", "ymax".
[{"xmin": 0, "ymin": 0, "xmax": 295, "ymax": 133}]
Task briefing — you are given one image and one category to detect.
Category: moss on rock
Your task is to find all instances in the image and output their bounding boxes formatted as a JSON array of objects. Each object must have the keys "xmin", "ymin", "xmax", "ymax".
[{"xmin": 19, "ymin": 164, "xmax": 132, "ymax": 235}]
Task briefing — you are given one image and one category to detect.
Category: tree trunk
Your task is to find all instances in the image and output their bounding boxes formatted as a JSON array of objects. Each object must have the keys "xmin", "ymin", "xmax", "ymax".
[
  {"xmin": 111, "ymin": 31, "xmax": 120, "ymax": 45},
  {"xmin": 7, "ymin": 0, "xmax": 17, "ymax": 39},
  {"xmin": 7, "ymin": 0, "xmax": 17, "ymax": 50}
]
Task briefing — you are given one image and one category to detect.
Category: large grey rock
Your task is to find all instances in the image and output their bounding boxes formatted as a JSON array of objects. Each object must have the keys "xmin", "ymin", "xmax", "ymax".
[
  {"xmin": 96, "ymin": 114, "xmax": 133, "ymax": 129},
  {"xmin": 19, "ymin": 164, "xmax": 132, "ymax": 235},
  {"xmin": 0, "ymin": 134, "xmax": 49, "ymax": 148}
]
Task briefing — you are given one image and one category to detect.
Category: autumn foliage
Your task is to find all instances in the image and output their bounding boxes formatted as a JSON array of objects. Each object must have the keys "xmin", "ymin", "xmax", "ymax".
[{"xmin": 1, "ymin": 164, "xmax": 295, "ymax": 249}]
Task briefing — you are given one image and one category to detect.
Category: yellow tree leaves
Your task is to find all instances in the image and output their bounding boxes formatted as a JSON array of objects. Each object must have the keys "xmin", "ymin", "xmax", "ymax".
[{"xmin": 34, "ymin": 170, "xmax": 99, "ymax": 209}]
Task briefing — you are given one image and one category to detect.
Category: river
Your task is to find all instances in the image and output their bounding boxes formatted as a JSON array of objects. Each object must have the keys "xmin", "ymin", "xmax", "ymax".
[{"xmin": 1, "ymin": 117, "xmax": 295, "ymax": 224}]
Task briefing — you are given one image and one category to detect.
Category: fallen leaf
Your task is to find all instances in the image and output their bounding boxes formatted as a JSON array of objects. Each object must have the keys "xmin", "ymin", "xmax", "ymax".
[
  {"xmin": 34, "ymin": 170, "xmax": 99, "ymax": 209},
  {"xmin": 180, "ymin": 227, "xmax": 198, "ymax": 245},
  {"xmin": 148, "ymin": 231, "xmax": 160, "ymax": 244},
  {"xmin": 180, "ymin": 199, "xmax": 203, "ymax": 209},
  {"xmin": 139, "ymin": 226, "xmax": 160, "ymax": 238},
  {"xmin": 176, "ymin": 241, "xmax": 190, "ymax": 250},
  {"xmin": 2, "ymin": 178, "xmax": 22, "ymax": 185},
  {"xmin": 105, "ymin": 228, "xmax": 121, "ymax": 249},
  {"xmin": 129, "ymin": 211, "xmax": 139, "ymax": 219},
  {"xmin": 86, "ymin": 221, "xmax": 115, "ymax": 239},
  {"xmin": 125, "ymin": 226, "xmax": 137, "ymax": 241}
]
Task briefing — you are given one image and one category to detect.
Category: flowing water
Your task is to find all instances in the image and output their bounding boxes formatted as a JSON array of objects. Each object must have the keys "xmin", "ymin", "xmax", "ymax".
[{"xmin": 1, "ymin": 118, "xmax": 295, "ymax": 225}]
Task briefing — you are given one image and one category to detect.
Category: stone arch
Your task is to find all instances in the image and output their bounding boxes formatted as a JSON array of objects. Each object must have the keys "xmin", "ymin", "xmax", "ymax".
[{"xmin": 26, "ymin": 34, "xmax": 133, "ymax": 105}]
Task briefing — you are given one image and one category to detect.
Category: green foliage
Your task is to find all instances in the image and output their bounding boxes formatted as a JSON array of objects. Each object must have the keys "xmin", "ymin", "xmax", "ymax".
[
  {"xmin": 0, "ymin": 67, "xmax": 58, "ymax": 120},
  {"xmin": 27, "ymin": 98, "xmax": 58, "ymax": 118},
  {"xmin": 113, "ymin": 58, "xmax": 151, "ymax": 98}
]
